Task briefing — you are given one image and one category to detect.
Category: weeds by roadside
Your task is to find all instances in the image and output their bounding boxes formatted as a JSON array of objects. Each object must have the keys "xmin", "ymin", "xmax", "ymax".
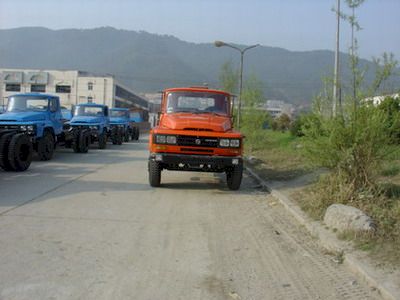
[{"xmin": 244, "ymin": 130, "xmax": 311, "ymax": 181}]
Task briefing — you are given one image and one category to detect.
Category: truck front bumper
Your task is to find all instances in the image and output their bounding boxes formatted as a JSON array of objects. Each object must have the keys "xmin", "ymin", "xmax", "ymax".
[{"xmin": 149, "ymin": 153, "xmax": 243, "ymax": 173}]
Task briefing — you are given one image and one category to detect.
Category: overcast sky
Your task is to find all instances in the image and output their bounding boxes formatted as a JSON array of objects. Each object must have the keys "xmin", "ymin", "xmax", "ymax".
[{"xmin": 0, "ymin": 0, "xmax": 399, "ymax": 60}]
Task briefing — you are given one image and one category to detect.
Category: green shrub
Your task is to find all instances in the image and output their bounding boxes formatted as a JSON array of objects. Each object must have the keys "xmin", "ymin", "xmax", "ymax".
[
  {"xmin": 302, "ymin": 105, "xmax": 392, "ymax": 196},
  {"xmin": 378, "ymin": 96, "xmax": 400, "ymax": 144},
  {"xmin": 241, "ymin": 109, "xmax": 271, "ymax": 152},
  {"xmin": 290, "ymin": 113, "xmax": 320, "ymax": 137},
  {"xmin": 273, "ymin": 113, "xmax": 291, "ymax": 132}
]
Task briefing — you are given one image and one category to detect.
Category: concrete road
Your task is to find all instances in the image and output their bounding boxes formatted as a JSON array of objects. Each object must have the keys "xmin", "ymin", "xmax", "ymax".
[{"xmin": 0, "ymin": 138, "xmax": 380, "ymax": 300}]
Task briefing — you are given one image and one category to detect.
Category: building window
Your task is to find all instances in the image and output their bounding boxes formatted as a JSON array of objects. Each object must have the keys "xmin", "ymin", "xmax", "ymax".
[
  {"xmin": 31, "ymin": 84, "xmax": 46, "ymax": 93},
  {"xmin": 56, "ymin": 85, "xmax": 71, "ymax": 93},
  {"xmin": 88, "ymin": 82, "xmax": 93, "ymax": 91},
  {"xmin": 5, "ymin": 84, "xmax": 21, "ymax": 92},
  {"xmin": 87, "ymin": 96, "xmax": 93, "ymax": 103}
]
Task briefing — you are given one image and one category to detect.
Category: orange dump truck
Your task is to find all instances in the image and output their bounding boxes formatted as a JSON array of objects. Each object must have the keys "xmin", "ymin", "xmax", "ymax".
[{"xmin": 148, "ymin": 87, "xmax": 244, "ymax": 190}]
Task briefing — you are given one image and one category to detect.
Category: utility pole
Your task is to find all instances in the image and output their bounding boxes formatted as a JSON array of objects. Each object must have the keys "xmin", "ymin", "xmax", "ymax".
[{"xmin": 333, "ymin": 0, "xmax": 340, "ymax": 117}]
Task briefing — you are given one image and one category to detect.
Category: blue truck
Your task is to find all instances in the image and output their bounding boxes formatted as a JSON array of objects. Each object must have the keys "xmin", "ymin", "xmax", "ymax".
[
  {"xmin": 129, "ymin": 111, "xmax": 141, "ymax": 141},
  {"xmin": 109, "ymin": 108, "xmax": 133, "ymax": 143},
  {"xmin": 0, "ymin": 93, "xmax": 90, "ymax": 171},
  {"xmin": 68, "ymin": 103, "xmax": 110, "ymax": 150}
]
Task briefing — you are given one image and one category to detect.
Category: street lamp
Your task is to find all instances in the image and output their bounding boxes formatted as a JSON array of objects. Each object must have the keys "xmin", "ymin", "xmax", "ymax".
[{"xmin": 214, "ymin": 40, "xmax": 259, "ymax": 129}]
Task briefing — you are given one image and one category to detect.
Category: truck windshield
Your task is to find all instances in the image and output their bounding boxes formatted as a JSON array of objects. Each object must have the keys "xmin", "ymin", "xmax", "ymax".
[
  {"xmin": 110, "ymin": 110, "xmax": 128, "ymax": 118},
  {"xmin": 7, "ymin": 96, "xmax": 50, "ymax": 112},
  {"xmin": 166, "ymin": 92, "xmax": 229, "ymax": 115},
  {"xmin": 74, "ymin": 106, "xmax": 103, "ymax": 117}
]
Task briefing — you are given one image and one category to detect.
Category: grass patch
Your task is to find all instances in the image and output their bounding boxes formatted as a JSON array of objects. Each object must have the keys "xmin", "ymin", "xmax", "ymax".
[
  {"xmin": 245, "ymin": 129, "xmax": 400, "ymax": 265},
  {"xmin": 297, "ymin": 173, "xmax": 400, "ymax": 266},
  {"xmin": 244, "ymin": 130, "xmax": 311, "ymax": 181},
  {"xmin": 381, "ymin": 165, "xmax": 400, "ymax": 177}
]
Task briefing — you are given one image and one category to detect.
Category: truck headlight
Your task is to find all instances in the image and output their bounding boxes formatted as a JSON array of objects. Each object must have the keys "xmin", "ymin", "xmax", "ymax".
[
  {"xmin": 155, "ymin": 135, "xmax": 166, "ymax": 144},
  {"xmin": 166, "ymin": 135, "xmax": 177, "ymax": 144},
  {"xmin": 19, "ymin": 125, "xmax": 36, "ymax": 134},
  {"xmin": 230, "ymin": 139, "xmax": 240, "ymax": 148},
  {"xmin": 155, "ymin": 135, "xmax": 177, "ymax": 144},
  {"xmin": 219, "ymin": 139, "xmax": 230, "ymax": 147},
  {"xmin": 219, "ymin": 138, "xmax": 240, "ymax": 148}
]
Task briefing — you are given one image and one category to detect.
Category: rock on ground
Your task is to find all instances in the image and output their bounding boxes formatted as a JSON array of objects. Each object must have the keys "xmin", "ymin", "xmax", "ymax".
[{"xmin": 324, "ymin": 204, "xmax": 376, "ymax": 233}]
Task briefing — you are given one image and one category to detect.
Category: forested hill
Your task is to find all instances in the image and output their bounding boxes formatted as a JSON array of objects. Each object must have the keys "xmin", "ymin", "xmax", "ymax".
[{"xmin": 0, "ymin": 27, "xmax": 395, "ymax": 105}]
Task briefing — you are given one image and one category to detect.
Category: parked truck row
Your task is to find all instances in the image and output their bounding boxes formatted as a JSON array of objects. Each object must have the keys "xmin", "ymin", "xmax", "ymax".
[{"xmin": 0, "ymin": 93, "xmax": 140, "ymax": 172}]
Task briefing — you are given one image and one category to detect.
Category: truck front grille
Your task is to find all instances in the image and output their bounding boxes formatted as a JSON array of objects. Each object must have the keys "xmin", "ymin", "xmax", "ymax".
[
  {"xmin": 180, "ymin": 148, "xmax": 214, "ymax": 153},
  {"xmin": 177, "ymin": 135, "xmax": 218, "ymax": 147},
  {"xmin": 0, "ymin": 125, "xmax": 19, "ymax": 130}
]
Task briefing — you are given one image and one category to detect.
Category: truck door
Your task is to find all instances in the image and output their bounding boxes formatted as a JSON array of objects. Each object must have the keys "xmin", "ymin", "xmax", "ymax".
[{"xmin": 49, "ymin": 98, "xmax": 63, "ymax": 135}]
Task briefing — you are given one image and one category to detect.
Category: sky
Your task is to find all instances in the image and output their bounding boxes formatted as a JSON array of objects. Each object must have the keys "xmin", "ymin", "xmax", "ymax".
[{"xmin": 0, "ymin": 0, "xmax": 399, "ymax": 60}]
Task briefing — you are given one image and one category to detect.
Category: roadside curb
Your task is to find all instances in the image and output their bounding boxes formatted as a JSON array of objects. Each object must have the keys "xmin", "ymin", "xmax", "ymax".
[{"xmin": 245, "ymin": 164, "xmax": 399, "ymax": 300}]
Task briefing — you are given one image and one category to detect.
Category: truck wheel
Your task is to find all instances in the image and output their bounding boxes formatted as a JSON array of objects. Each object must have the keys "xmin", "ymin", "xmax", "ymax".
[
  {"xmin": 131, "ymin": 127, "xmax": 138, "ymax": 141},
  {"xmin": 111, "ymin": 127, "xmax": 119, "ymax": 145},
  {"xmin": 8, "ymin": 133, "xmax": 33, "ymax": 171},
  {"xmin": 118, "ymin": 129, "xmax": 123, "ymax": 145},
  {"xmin": 72, "ymin": 130, "xmax": 80, "ymax": 153},
  {"xmin": 148, "ymin": 160, "xmax": 161, "ymax": 187},
  {"xmin": 226, "ymin": 164, "xmax": 243, "ymax": 191},
  {"xmin": 98, "ymin": 131, "xmax": 107, "ymax": 149},
  {"xmin": 124, "ymin": 130, "xmax": 130, "ymax": 143},
  {"xmin": 0, "ymin": 132, "xmax": 14, "ymax": 171},
  {"xmin": 134, "ymin": 128, "xmax": 140, "ymax": 140},
  {"xmin": 37, "ymin": 131, "xmax": 55, "ymax": 161},
  {"xmin": 79, "ymin": 130, "xmax": 90, "ymax": 153}
]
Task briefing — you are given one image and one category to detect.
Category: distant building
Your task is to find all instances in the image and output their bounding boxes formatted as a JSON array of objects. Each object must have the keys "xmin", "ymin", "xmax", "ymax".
[
  {"xmin": 258, "ymin": 99, "xmax": 295, "ymax": 118},
  {"xmin": 143, "ymin": 93, "xmax": 162, "ymax": 128},
  {"xmin": 365, "ymin": 93, "xmax": 399, "ymax": 106},
  {"xmin": 0, "ymin": 68, "xmax": 148, "ymax": 111}
]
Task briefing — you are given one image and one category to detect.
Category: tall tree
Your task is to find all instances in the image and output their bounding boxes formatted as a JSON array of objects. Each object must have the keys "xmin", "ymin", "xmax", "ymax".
[{"xmin": 218, "ymin": 60, "xmax": 238, "ymax": 94}]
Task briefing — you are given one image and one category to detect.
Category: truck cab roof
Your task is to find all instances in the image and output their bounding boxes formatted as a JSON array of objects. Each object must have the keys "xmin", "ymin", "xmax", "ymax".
[{"xmin": 9, "ymin": 93, "xmax": 59, "ymax": 99}]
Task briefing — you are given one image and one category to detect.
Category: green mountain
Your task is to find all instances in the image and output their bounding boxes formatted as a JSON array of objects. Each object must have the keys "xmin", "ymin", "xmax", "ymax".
[{"xmin": 0, "ymin": 27, "xmax": 397, "ymax": 106}]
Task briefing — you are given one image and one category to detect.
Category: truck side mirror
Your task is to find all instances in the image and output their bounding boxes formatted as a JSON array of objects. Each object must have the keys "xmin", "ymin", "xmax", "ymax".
[
  {"xmin": 71, "ymin": 105, "xmax": 75, "ymax": 116},
  {"xmin": 157, "ymin": 111, "xmax": 161, "ymax": 125}
]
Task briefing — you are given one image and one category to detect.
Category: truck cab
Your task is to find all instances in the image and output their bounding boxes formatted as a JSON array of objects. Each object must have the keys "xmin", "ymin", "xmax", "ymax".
[
  {"xmin": 148, "ymin": 87, "xmax": 244, "ymax": 190},
  {"xmin": 69, "ymin": 103, "xmax": 110, "ymax": 150},
  {"xmin": 109, "ymin": 108, "xmax": 131, "ymax": 143},
  {"xmin": 0, "ymin": 93, "xmax": 63, "ymax": 168}
]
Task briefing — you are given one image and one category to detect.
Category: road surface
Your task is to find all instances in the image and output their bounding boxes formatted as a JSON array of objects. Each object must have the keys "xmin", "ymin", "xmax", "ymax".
[{"xmin": 0, "ymin": 137, "xmax": 380, "ymax": 300}]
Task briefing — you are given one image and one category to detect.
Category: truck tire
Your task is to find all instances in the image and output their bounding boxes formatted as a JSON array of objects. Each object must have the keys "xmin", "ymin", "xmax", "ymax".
[
  {"xmin": 37, "ymin": 131, "xmax": 55, "ymax": 161},
  {"xmin": 131, "ymin": 127, "xmax": 138, "ymax": 141},
  {"xmin": 111, "ymin": 127, "xmax": 119, "ymax": 145},
  {"xmin": 72, "ymin": 130, "xmax": 80, "ymax": 153},
  {"xmin": 98, "ymin": 131, "xmax": 107, "ymax": 149},
  {"xmin": 148, "ymin": 160, "xmax": 161, "ymax": 187},
  {"xmin": 7, "ymin": 133, "xmax": 33, "ymax": 171},
  {"xmin": 226, "ymin": 164, "xmax": 243, "ymax": 191},
  {"xmin": 117, "ymin": 128, "xmax": 123, "ymax": 145},
  {"xmin": 0, "ymin": 132, "xmax": 14, "ymax": 171},
  {"xmin": 124, "ymin": 129, "xmax": 130, "ymax": 143},
  {"xmin": 134, "ymin": 128, "xmax": 139, "ymax": 141},
  {"xmin": 79, "ymin": 130, "xmax": 90, "ymax": 153}
]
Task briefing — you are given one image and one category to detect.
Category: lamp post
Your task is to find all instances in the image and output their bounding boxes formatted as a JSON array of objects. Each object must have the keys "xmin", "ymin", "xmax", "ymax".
[{"xmin": 214, "ymin": 40, "xmax": 259, "ymax": 129}]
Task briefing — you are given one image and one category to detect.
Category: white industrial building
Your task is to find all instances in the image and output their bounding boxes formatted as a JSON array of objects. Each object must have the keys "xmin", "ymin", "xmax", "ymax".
[
  {"xmin": 258, "ymin": 99, "xmax": 295, "ymax": 118},
  {"xmin": 0, "ymin": 68, "xmax": 148, "ymax": 110}
]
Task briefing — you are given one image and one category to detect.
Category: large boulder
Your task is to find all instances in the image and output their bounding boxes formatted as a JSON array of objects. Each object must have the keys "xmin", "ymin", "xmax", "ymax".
[{"xmin": 324, "ymin": 204, "xmax": 376, "ymax": 233}]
